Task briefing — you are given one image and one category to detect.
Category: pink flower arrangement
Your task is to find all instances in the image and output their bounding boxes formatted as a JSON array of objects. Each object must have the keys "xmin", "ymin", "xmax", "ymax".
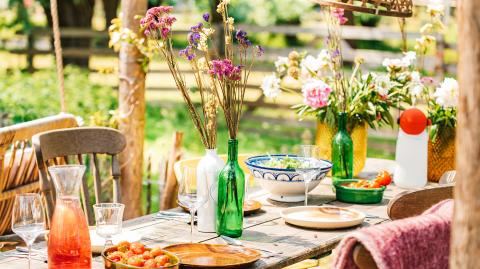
[
  {"xmin": 302, "ymin": 79, "xmax": 332, "ymax": 108},
  {"xmin": 331, "ymin": 8, "xmax": 348, "ymax": 25}
]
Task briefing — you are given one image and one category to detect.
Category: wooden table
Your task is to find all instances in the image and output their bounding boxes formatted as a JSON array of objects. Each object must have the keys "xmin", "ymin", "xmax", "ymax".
[{"xmin": 1, "ymin": 158, "xmax": 409, "ymax": 269}]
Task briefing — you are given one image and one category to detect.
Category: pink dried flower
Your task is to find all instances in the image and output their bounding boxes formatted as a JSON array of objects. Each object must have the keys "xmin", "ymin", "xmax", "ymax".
[
  {"xmin": 209, "ymin": 59, "xmax": 242, "ymax": 81},
  {"xmin": 332, "ymin": 8, "xmax": 348, "ymax": 25},
  {"xmin": 141, "ymin": 6, "xmax": 177, "ymax": 39},
  {"xmin": 302, "ymin": 79, "xmax": 332, "ymax": 108}
]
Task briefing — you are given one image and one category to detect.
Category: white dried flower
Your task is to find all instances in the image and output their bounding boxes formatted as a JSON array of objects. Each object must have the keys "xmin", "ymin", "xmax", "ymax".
[
  {"xmin": 274, "ymin": 56, "xmax": 289, "ymax": 73},
  {"xmin": 261, "ymin": 74, "xmax": 281, "ymax": 99}
]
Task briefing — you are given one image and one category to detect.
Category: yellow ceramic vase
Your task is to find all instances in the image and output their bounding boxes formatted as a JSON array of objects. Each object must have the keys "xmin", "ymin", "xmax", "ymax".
[
  {"xmin": 315, "ymin": 121, "xmax": 367, "ymax": 176},
  {"xmin": 427, "ymin": 129, "xmax": 455, "ymax": 182}
]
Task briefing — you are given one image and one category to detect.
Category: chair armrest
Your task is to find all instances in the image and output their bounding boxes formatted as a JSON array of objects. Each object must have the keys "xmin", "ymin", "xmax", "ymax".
[
  {"xmin": 387, "ymin": 186, "xmax": 453, "ymax": 220},
  {"xmin": 353, "ymin": 244, "xmax": 378, "ymax": 269}
]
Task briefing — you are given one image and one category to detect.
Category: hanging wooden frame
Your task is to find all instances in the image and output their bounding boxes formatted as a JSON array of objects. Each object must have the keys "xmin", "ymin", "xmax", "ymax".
[{"xmin": 313, "ymin": 0, "xmax": 413, "ymax": 18}]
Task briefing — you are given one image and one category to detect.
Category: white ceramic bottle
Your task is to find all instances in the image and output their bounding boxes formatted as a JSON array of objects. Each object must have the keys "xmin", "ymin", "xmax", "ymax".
[
  {"xmin": 196, "ymin": 149, "xmax": 225, "ymax": 233},
  {"xmin": 394, "ymin": 108, "xmax": 429, "ymax": 189}
]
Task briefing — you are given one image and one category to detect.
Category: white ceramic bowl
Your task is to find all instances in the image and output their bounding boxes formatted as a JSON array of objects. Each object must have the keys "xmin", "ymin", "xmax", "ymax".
[
  {"xmin": 245, "ymin": 155, "xmax": 333, "ymax": 202},
  {"xmin": 255, "ymin": 177, "xmax": 323, "ymax": 202}
]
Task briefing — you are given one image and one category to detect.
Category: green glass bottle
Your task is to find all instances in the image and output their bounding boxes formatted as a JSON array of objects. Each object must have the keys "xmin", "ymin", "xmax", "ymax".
[
  {"xmin": 216, "ymin": 139, "xmax": 245, "ymax": 238},
  {"xmin": 332, "ymin": 112, "xmax": 354, "ymax": 179}
]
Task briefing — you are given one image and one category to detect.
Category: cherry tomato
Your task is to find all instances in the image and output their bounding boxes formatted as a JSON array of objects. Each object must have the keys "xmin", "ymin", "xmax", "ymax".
[
  {"xmin": 127, "ymin": 256, "xmax": 144, "ymax": 267},
  {"xmin": 142, "ymin": 250, "xmax": 154, "ymax": 260},
  {"xmin": 368, "ymin": 181, "xmax": 381, "ymax": 189},
  {"xmin": 107, "ymin": 251, "xmax": 125, "ymax": 262},
  {"xmin": 130, "ymin": 242, "xmax": 146, "ymax": 254},
  {"xmin": 117, "ymin": 241, "xmax": 130, "ymax": 252},
  {"xmin": 125, "ymin": 250, "xmax": 135, "ymax": 258},
  {"xmin": 144, "ymin": 259, "xmax": 158, "ymax": 268},
  {"xmin": 155, "ymin": 255, "xmax": 170, "ymax": 266},
  {"xmin": 150, "ymin": 247, "xmax": 164, "ymax": 257},
  {"xmin": 375, "ymin": 170, "xmax": 392, "ymax": 186}
]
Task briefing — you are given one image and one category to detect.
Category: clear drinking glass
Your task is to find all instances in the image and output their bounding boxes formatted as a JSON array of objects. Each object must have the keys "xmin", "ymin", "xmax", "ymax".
[
  {"xmin": 299, "ymin": 145, "xmax": 321, "ymax": 206},
  {"xmin": 93, "ymin": 203, "xmax": 125, "ymax": 248},
  {"xmin": 177, "ymin": 166, "xmax": 207, "ymax": 242},
  {"xmin": 11, "ymin": 193, "xmax": 45, "ymax": 269}
]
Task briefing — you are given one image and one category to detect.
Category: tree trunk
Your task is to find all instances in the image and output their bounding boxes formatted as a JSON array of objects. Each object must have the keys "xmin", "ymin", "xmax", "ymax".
[
  {"xmin": 41, "ymin": 0, "xmax": 95, "ymax": 67},
  {"xmin": 210, "ymin": 0, "xmax": 224, "ymax": 57},
  {"xmin": 118, "ymin": 0, "xmax": 147, "ymax": 219},
  {"xmin": 450, "ymin": 0, "xmax": 480, "ymax": 268}
]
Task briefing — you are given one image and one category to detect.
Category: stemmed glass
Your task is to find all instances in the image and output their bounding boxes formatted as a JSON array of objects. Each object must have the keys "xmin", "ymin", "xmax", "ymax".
[
  {"xmin": 93, "ymin": 203, "xmax": 125, "ymax": 248},
  {"xmin": 177, "ymin": 166, "xmax": 207, "ymax": 242},
  {"xmin": 298, "ymin": 145, "xmax": 321, "ymax": 206},
  {"xmin": 11, "ymin": 193, "xmax": 45, "ymax": 269}
]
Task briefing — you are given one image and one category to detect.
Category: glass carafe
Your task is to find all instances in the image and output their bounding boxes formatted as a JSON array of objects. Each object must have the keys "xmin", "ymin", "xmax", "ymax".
[
  {"xmin": 332, "ymin": 112, "xmax": 354, "ymax": 179},
  {"xmin": 48, "ymin": 165, "xmax": 92, "ymax": 269}
]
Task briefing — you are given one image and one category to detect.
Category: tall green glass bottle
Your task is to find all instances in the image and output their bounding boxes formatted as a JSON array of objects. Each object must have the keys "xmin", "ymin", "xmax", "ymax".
[
  {"xmin": 332, "ymin": 112, "xmax": 354, "ymax": 179},
  {"xmin": 216, "ymin": 139, "xmax": 245, "ymax": 238}
]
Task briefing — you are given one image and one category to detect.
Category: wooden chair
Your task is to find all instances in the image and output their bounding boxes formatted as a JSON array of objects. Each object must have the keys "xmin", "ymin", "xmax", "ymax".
[
  {"xmin": 0, "ymin": 114, "xmax": 78, "ymax": 237},
  {"xmin": 352, "ymin": 186, "xmax": 454, "ymax": 268},
  {"xmin": 33, "ymin": 127, "xmax": 126, "ymax": 225}
]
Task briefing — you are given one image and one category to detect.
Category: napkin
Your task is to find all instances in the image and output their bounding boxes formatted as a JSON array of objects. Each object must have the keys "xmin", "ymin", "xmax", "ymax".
[{"xmin": 333, "ymin": 199, "xmax": 453, "ymax": 269}]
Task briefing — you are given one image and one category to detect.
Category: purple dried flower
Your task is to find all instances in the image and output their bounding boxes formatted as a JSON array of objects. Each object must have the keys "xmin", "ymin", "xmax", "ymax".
[
  {"xmin": 190, "ymin": 22, "xmax": 203, "ymax": 33},
  {"xmin": 179, "ymin": 46, "xmax": 196, "ymax": 61},
  {"xmin": 188, "ymin": 32, "xmax": 201, "ymax": 46},
  {"xmin": 235, "ymin": 29, "xmax": 251, "ymax": 48},
  {"xmin": 202, "ymin": 13, "xmax": 210, "ymax": 22},
  {"xmin": 256, "ymin": 45, "xmax": 265, "ymax": 57}
]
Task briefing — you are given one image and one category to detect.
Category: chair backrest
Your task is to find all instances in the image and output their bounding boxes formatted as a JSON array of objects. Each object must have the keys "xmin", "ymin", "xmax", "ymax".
[
  {"xmin": 353, "ymin": 185, "xmax": 454, "ymax": 269},
  {"xmin": 0, "ymin": 114, "xmax": 78, "ymax": 235},
  {"xmin": 33, "ymin": 127, "xmax": 126, "ymax": 225}
]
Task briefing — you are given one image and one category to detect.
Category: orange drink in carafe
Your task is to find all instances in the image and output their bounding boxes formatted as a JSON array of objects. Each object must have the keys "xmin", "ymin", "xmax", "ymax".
[{"xmin": 47, "ymin": 165, "xmax": 92, "ymax": 269}]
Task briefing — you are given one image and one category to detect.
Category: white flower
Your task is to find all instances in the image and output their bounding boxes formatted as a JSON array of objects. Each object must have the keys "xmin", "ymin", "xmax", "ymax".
[
  {"xmin": 374, "ymin": 75, "xmax": 393, "ymax": 97},
  {"xmin": 434, "ymin": 77, "xmax": 459, "ymax": 108},
  {"xmin": 409, "ymin": 71, "xmax": 424, "ymax": 97},
  {"xmin": 261, "ymin": 74, "xmax": 281, "ymax": 99},
  {"xmin": 382, "ymin": 58, "xmax": 409, "ymax": 69},
  {"xmin": 274, "ymin": 56, "xmax": 289, "ymax": 73},
  {"xmin": 317, "ymin": 49, "xmax": 331, "ymax": 69},
  {"xmin": 402, "ymin": 51, "xmax": 417, "ymax": 66},
  {"xmin": 427, "ymin": 0, "xmax": 444, "ymax": 14},
  {"xmin": 301, "ymin": 55, "xmax": 322, "ymax": 74}
]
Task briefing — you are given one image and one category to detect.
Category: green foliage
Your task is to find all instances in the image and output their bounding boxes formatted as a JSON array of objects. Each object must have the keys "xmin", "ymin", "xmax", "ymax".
[
  {"xmin": 0, "ymin": 66, "xmax": 117, "ymax": 126},
  {"xmin": 428, "ymin": 103, "xmax": 456, "ymax": 141}
]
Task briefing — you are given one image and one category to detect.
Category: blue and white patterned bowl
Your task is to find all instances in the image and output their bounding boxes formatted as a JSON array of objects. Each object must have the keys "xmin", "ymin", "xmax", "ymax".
[{"xmin": 245, "ymin": 155, "xmax": 333, "ymax": 202}]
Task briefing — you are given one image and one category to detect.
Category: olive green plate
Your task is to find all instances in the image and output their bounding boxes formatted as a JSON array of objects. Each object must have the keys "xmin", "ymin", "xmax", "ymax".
[{"xmin": 334, "ymin": 179, "xmax": 386, "ymax": 204}]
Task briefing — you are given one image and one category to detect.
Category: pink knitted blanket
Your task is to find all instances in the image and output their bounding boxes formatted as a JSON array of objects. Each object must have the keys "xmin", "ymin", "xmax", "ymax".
[{"xmin": 333, "ymin": 199, "xmax": 453, "ymax": 269}]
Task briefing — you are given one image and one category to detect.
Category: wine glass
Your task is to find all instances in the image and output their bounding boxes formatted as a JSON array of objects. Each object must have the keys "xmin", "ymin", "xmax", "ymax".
[
  {"xmin": 298, "ymin": 145, "xmax": 321, "ymax": 206},
  {"xmin": 11, "ymin": 193, "xmax": 45, "ymax": 269},
  {"xmin": 93, "ymin": 203, "xmax": 125, "ymax": 248},
  {"xmin": 177, "ymin": 166, "xmax": 207, "ymax": 242}
]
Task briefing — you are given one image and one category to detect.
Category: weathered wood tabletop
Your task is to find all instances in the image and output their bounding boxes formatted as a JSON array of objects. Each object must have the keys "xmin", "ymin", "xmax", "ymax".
[{"xmin": 0, "ymin": 158, "xmax": 415, "ymax": 269}]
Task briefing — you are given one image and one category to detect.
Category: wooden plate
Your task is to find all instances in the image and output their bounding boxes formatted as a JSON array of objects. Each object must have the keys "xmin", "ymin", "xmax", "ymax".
[
  {"xmin": 280, "ymin": 206, "xmax": 365, "ymax": 229},
  {"xmin": 164, "ymin": 243, "xmax": 261, "ymax": 268},
  {"xmin": 244, "ymin": 200, "xmax": 262, "ymax": 215}
]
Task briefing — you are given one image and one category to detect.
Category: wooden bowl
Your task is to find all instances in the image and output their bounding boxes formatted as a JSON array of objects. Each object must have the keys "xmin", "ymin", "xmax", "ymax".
[
  {"xmin": 102, "ymin": 246, "xmax": 180, "ymax": 269},
  {"xmin": 164, "ymin": 243, "xmax": 261, "ymax": 268}
]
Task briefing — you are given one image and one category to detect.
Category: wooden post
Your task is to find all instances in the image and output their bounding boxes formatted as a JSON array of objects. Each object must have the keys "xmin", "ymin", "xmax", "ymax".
[
  {"xmin": 451, "ymin": 0, "xmax": 480, "ymax": 267},
  {"xmin": 118, "ymin": 0, "xmax": 147, "ymax": 219},
  {"xmin": 160, "ymin": 132, "xmax": 183, "ymax": 210}
]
